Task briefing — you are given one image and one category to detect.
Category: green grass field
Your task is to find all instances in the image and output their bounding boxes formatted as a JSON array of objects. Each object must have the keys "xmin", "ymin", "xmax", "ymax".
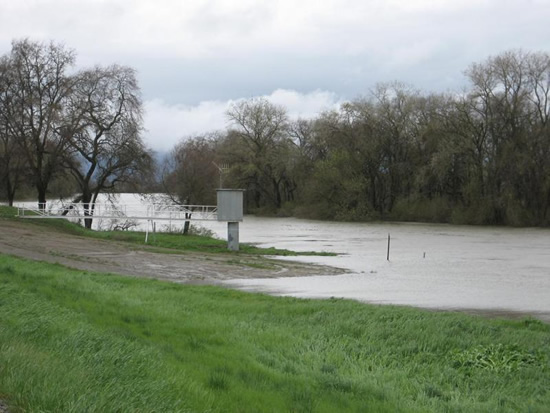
[{"xmin": 0, "ymin": 253, "xmax": 549, "ymax": 412}]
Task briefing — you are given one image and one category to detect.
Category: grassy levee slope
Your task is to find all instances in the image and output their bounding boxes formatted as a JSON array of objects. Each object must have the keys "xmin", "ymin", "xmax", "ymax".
[{"xmin": 0, "ymin": 254, "xmax": 549, "ymax": 412}]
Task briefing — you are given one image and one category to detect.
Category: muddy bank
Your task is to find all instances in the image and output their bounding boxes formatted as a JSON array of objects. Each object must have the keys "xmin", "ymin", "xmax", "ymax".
[{"xmin": 0, "ymin": 219, "xmax": 345, "ymax": 283}]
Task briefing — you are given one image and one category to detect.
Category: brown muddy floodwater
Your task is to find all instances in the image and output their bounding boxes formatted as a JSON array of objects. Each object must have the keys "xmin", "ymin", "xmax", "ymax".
[{"xmin": 210, "ymin": 217, "xmax": 550, "ymax": 322}]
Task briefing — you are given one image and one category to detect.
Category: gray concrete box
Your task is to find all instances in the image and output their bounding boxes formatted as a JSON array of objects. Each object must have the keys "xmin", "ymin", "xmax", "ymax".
[{"xmin": 217, "ymin": 189, "xmax": 244, "ymax": 222}]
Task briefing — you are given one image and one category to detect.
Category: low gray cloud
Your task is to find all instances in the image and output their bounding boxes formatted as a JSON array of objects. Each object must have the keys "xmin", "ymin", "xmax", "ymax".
[
  {"xmin": 1, "ymin": 0, "xmax": 549, "ymax": 150},
  {"xmin": 144, "ymin": 89, "xmax": 342, "ymax": 152}
]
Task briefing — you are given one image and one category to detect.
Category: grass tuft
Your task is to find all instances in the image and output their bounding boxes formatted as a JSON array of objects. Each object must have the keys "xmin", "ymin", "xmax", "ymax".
[{"xmin": 451, "ymin": 343, "xmax": 546, "ymax": 372}]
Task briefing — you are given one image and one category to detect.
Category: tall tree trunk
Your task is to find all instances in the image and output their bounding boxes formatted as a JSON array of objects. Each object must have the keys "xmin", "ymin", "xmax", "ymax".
[
  {"xmin": 182, "ymin": 199, "xmax": 192, "ymax": 235},
  {"xmin": 37, "ymin": 186, "xmax": 47, "ymax": 211},
  {"xmin": 5, "ymin": 177, "xmax": 15, "ymax": 207},
  {"xmin": 183, "ymin": 214, "xmax": 191, "ymax": 235},
  {"xmin": 82, "ymin": 193, "xmax": 93, "ymax": 229},
  {"xmin": 273, "ymin": 178, "xmax": 282, "ymax": 209}
]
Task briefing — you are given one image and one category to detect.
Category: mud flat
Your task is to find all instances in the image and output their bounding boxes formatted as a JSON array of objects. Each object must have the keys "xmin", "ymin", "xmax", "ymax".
[{"xmin": 0, "ymin": 219, "xmax": 345, "ymax": 284}]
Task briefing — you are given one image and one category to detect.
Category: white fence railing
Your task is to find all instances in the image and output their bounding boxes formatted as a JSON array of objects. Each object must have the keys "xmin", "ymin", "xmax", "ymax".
[{"xmin": 17, "ymin": 203, "xmax": 218, "ymax": 221}]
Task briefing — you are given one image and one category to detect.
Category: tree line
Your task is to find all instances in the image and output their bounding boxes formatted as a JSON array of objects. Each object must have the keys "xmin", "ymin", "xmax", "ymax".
[
  {"xmin": 164, "ymin": 50, "xmax": 550, "ymax": 226},
  {"xmin": 2, "ymin": 41, "xmax": 549, "ymax": 227}
]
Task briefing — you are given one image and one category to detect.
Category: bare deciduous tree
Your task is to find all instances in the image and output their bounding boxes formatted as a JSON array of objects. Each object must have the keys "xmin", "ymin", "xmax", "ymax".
[
  {"xmin": 0, "ymin": 55, "xmax": 26, "ymax": 205},
  {"xmin": 225, "ymin": 98, "xmax": 291, "ymax": 209},
  {"xmin": 162, "ymin": 135, "xmax": 219, "ymax": 234},
  {"xmin": 7, "ymin": 39, "xmax": 76, "ymax": 209},
  {"xmin": 62, "ymin": 65, "xmax": 152, "ymax": 228}
]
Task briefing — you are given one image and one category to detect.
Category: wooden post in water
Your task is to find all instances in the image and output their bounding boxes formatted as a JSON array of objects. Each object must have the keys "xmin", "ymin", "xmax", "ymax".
[{"xmin": 387, "ymin": 233, "xmax": 390, "ymax": 261}]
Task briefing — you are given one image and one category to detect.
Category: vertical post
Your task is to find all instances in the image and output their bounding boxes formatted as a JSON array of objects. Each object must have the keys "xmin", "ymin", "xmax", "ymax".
[
  {"xmin": 227, "ymin": 222, "xmax": 239, "ymax": 251},
  {"xmin": 144, "ymin": 205, "xmax": 150, "ymax": 243},
  {"xmin": 387, "ymin": 233, "xmax": 390, "ymax": 261}
]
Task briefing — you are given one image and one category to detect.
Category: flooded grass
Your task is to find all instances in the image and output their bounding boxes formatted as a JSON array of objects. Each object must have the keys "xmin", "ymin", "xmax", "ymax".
[{"xmin": 0, "ymin": 253, "xmax": 549, "ymax": 412}]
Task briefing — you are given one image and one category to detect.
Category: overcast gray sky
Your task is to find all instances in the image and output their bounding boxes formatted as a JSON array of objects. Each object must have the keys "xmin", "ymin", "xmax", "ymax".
[{"xmin": 1, "ymin": 0, "xmax": 549, "ymax": 151}]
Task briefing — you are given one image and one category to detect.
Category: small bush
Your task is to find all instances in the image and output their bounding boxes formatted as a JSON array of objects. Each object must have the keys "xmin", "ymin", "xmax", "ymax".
[{"xmin": 187, "ymin": 224, "xmax": 216, "ymax": 238}]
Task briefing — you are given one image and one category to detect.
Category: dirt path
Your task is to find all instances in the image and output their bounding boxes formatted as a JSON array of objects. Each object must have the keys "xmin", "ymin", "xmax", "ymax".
[{"xmin": 0, "ymin": 218, "xmax": 345, "ymax": 283}]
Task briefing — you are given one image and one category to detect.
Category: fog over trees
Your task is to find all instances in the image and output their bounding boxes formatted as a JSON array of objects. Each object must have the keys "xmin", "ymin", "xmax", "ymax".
[{"xmin": 2, "ymin": 40, "xmax": 549, "ymax": 226}]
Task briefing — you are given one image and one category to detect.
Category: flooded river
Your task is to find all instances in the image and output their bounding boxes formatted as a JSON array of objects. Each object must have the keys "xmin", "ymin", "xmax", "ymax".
[
  {"xmin": 14, "ymin": 195, "xmax": 550, "ymax": 320},
  {"xmin": 209, "ymin": 216, "xmax": 550, "ymax": 321}
]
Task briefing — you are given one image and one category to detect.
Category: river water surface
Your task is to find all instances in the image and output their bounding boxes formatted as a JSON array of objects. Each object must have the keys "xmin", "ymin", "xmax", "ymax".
[{"xmin": 205, "ymin": 216, "xmax": 550, "ymax": 322}]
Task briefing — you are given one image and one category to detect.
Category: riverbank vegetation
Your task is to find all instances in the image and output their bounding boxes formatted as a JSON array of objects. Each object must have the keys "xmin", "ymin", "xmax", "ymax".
[
  {"xmin": 164, "ymin": 50, "xmax": 550, "ymax": 227},
  {"xmin": 2, "ymin": 42, "xmax": 550, "ymax": 227},
  {"xmin": 1, "ymin": 253, "xmax": 549, "ymax": 412}
]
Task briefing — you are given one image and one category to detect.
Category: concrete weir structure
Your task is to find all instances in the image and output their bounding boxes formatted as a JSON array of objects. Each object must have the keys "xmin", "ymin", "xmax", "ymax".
[{"xmin": 216, "ymin": 189, "xmax": 245, "ymax": 251}]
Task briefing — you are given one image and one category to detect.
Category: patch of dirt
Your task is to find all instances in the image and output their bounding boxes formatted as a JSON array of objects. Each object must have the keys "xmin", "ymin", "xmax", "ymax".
[{"xmin": 0, "ymin": 219, "xmax": 345, "ymax": 283}]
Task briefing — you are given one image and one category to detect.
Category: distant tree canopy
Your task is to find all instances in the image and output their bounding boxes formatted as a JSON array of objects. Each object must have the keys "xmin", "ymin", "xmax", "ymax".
[
  {"xmin": 0, "ymin": 39, "xmax": 153, "ymax": 227},
  {"xmin": 168, "ymin": 50, "xmax": 550, "ymax": 226},
  {"xmin": 162, "ymin": 134, "xmax": 220, "ymax": 206},
  {"xmin": 3, "ymin": 42, "xmax": 550, "ymax": 227}
]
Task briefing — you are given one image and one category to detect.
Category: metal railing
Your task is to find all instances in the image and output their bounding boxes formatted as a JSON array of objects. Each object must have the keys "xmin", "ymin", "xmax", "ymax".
[{"xmin": 17, "ymin": 203, "xmax": 218, "ymax": 221}]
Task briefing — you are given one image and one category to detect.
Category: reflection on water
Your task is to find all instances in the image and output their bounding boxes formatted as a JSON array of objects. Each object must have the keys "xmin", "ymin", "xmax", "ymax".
[{"xmin": 213, "ymin": 216, "xmax": 550, "ymax": 321}]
